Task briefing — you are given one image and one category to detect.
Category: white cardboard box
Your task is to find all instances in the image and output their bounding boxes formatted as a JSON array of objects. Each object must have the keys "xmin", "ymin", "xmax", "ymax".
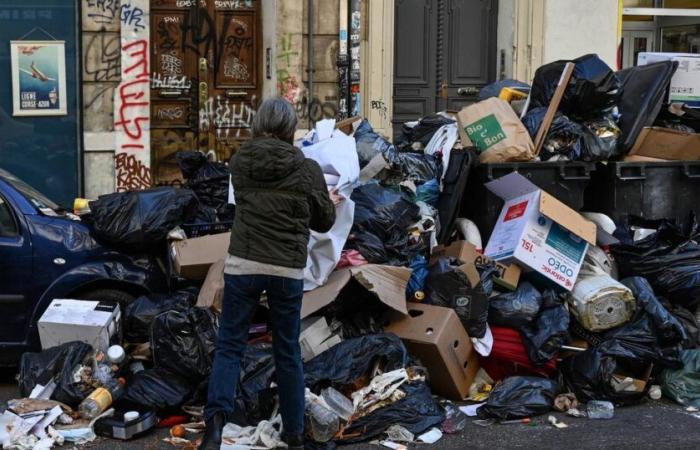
[
  {"xmin": 637, "ymin": 52, "xmax": 700, "ymax": 107},
  {"xmin": 38, "ymin": 299, "xmax": 121, "ymax": 352},
  {"xmin": 484, "ymin": 172, "xmax": 596, "ymax": 291}
]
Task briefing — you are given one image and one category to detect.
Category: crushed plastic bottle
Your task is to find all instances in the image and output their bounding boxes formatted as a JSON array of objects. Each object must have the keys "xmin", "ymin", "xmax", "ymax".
[
  {"xmin": 79, "ymin": 382, "xmax": 124, "ymax": 419},
  {"xmin": 305, "ymin": 389, "xmax": 339, "ymax": 442},
  {"xmin": 587, "ymin": 400, "xmax": 614, "ymax": 419},
  {"xmin": 320, "ymin": 387, "xmax": 354, "ymax": 422}
]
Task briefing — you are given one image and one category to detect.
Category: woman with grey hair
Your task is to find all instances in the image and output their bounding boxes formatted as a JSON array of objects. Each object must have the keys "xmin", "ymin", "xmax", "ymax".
[{"xmin": 200, "ymin": 97, "xmax": 339, "ymax": 450}]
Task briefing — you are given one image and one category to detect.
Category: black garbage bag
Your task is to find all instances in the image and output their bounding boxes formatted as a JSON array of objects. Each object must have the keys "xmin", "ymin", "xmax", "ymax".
[
  {"xmin": 621, "ymin": 277, "xmax": 688, "ymax": 347},
  {"xmin": 425, "ymin": 258, "xmax": 493, "ymax": 338},
  {"xmin": 611, "ymin": 216, "xmax": 700, "ymax": 309},
  {"xmin": 124, "ymin": 290, "xmax": 196, "ymax": 343},
  {"xmin": 350, "ymin": 183, "xmax": 422, "ymax": 266},
  {"xmin": 232, "ymin": 343, "xmax": 278, "ymax": 426},
  {"xmin": 666, "ymin": 303, "xmax": 700, "ymax": 349},
  {"xmin": 476, "ymin": 376, "xmax": 558, "ymax": 420},
  {"xmin": 392, "ymin": 153, "xmax": 442, "ymax": 185},
  {"xmin": 176, "ymin": 151, "xmax": 230, "ymax": 222},
  {"xmin": 304, "ymin": 334, "xmax": 409, "ymax": 393},
  {"xmin": 338, "ymin": 382, "xmax": 445, "ymax": 443},
  {"xmin": 150, "ymin": 307, "xmax": 219, "ymax": 382},
  {"xmin": 397, "ymin": 114, "xmax": 455, "ymax": 149},
  {"xmin": 19, "ymin": 341, "xmax": 93, "ymax": 406},
  {"xmin": 579, "ymin": 115, "xmax": 621, "ymax": 161},
  {"xmin": 561, "ymin": 307, "xmax": 683, "ymax": 405},
  {"xmin": 479, "ymin": 79, "xmax": 530, "ymax": 101},
  {"xmin": 530, "ymin": 54, "xmax": 620, "ymax": 119},
  {"xmin": 488, "ymin": 282, "xmax": 547, "ymax": 328},
  {"xmin": 522, "ymin": 107, "xmax": 584, "ymax": 161},
  {"xmin": 120, "ymin": 368, "xmax": 194, "ymax": 412},
  {"xmin": 520, "ymin": 303, "xmax": 570, "ymax": 365},
  {"xmin": 354, "ymin": 119, "xmax": 398, "ymax": 168},
  {"xmin": 88, "ymin": 187, "xmax": 197, "ymax": 249}
]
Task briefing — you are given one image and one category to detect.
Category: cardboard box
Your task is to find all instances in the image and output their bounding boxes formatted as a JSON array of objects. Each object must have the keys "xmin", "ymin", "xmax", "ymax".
[
  {"xmin": 385, "ymin": 303, "xmax": 480, "ymax": 400},
  {"xmin": 299, "ymin": 316, "xmax": 342, "ymax": 362},
  {"xmin": 302, "ymin": 265, "xmax": 411, "ymax": 319},
  {"xmin": 629, "ymin": 126, "xmax": 700, "ymax": 161},
  {"xmin": 38, "ymin": 299, "xmax": 121, "ymax": 352},
  {"xmin": 638, "ymin": 52, "xmax": 700, "ymax": 107},
  {"xmin": 483, "ymin": 172, "xmax": 596, "ymax": 291},
  {"xmin": 432, "ymin": 240, "xmax": 521, "ymax": 291},
  {"xmin": 171, "ymin": 232, "xmax": 230, "ymax": 280}
]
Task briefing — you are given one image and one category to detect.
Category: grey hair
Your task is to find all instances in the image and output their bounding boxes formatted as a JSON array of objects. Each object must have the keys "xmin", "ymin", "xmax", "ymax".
[{"xmin": 251, "ymin": 97, "xmax": 298, "ymax": 143}]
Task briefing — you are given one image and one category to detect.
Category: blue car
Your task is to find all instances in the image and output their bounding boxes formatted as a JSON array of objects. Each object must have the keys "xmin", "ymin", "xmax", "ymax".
[{"xmin": 0, "ymin": 169, "xmax": 168, "ymax": 365}]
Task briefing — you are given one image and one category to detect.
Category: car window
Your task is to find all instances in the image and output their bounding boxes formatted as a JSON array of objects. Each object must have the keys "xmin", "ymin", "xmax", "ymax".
[
  {"xmin": 0, "ymin": 196, "xmax": 18, "ymax": 237},
  {"xmin": 0, "ymin": 168, "xmax": 61, "ymax": 213}
]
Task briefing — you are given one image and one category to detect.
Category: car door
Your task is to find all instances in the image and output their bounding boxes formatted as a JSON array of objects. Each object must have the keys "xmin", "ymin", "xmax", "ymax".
[{"xmin": 0, "ymin": 192, "xmax": 34, "ymax": 343}]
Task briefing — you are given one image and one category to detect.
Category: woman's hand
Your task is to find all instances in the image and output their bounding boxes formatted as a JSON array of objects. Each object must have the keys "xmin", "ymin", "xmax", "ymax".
[{"xmin": 329, "ymin": 188, "xmax": 344, "ymax": 207}]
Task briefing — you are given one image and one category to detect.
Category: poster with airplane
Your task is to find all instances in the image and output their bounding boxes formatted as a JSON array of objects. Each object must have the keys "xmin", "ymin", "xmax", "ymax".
[{"xmin": 10, "ymin": 40, "xmax": 67, "ymax": 116}]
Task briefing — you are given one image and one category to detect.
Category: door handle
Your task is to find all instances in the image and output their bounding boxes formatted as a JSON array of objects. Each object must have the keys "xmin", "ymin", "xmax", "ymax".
[
  {"xmin": 458, "ymin": 86, "xmax": 480, "ymax": 96},
  {"xmin": 199, "ymin": 82, "xmax": 208, "ymax": 105},
  {"xmin": 159, "ymin": 90, "xmax": 182, "ymax": 98},
  {"xmin": 225, "ymin": 90, "xmax": 247, "ymax": 98}
]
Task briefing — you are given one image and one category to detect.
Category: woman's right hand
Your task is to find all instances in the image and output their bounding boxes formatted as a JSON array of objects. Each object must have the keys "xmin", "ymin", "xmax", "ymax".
[{"xmin": 329, "ymin": 188, "xmax": 344, "ymax": 207}]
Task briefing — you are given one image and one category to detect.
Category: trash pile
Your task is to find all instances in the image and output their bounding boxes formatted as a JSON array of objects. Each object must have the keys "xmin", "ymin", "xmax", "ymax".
[{"xmin": 5, "ymin": 51, "xmax": 700, "ymax": 449}]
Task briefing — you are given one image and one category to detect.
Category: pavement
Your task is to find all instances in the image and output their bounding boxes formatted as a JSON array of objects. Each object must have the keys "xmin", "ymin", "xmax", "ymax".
[{"xmin": 3, "ymin": 368, "xmax": 700, "ymax": 449}]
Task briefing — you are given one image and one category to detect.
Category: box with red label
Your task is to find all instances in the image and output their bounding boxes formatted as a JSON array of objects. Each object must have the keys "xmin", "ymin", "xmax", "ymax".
[{"xmin": 483, "ymin": 172, "xmax": 596, "ymax": 291}]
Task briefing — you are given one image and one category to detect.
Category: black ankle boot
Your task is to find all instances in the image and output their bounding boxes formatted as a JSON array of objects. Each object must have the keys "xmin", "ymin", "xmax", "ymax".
[
  {"xmin": 199, "ymin": 412, "xmax": 227, "ymax": 450},
  {"xmin": 282, "ymin": 432, "xmax": 304, "ymax": 450}
]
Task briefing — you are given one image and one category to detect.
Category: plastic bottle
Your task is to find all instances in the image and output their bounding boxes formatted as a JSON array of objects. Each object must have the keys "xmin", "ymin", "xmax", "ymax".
[
  {"xmin": 79, "ymin": 382, "xmax": 124, "ymax": 419},
  {"xmin": 649, "ymin": 385, "xmax": 662, "ymax": 400},
  {"xmin": 305, "ymin": 390, "xmax": 339, "ymax": 442},
  {"xmin": 321, "ymin": 387, "xmax": 354, "ymax": 421},
  {"xmin": 107, "ymin": 345, "xmax": 125, "ymax": 364},
  {"xmin": 587, "ymin": 400, "xmax": 614, "ymax": 419},
  {"xmin": 413, "ymin": 291, "xmax": 426, "ymax": 303}
]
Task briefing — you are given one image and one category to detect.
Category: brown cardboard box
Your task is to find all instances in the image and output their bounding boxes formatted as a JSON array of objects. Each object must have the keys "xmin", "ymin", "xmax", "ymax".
[
  {"xmin": 629, "ymin": 127, "xmax": 700, "ymax": 161},
  {"xmin": 385, "ymin": 303, "xmax": 480, "ymax": 401},
  {"xmin": 302, "ymin": 265, "xmax": 411, "ymax": 319},
  {"xmin": 171, "ymin": 232, "xmax": 230, "ymax": 280},
  {"xmin": 432, "ymin": 240, "xmax": 521, "ymax": 291}
]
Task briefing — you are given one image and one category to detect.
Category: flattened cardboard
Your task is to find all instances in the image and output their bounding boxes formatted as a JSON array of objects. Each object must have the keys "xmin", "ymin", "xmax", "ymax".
[
  {"xmin": 385, "ymin": 303, "xmax": 479, "ymax": 400},
  {"xmin": 171, "ymin": 232, "xmax": 231, "ymax": 280},
  {"xmin": 301, "ymin": 265, "xmax": 411, "ymax": 319},
  {"xmin": 533, "ymin": 63, "xmax": 575, "ymax": 156},
  {"xmin": 196, "ymin": 259, "xmax": 225, "ymax": 314},
  {"xmin": 629, "ymin": 127, "xmax": 700, "ymax": 161},
  {"xmin": 432, "ymin": 240, "xmax": 521, "ymax": 291}
]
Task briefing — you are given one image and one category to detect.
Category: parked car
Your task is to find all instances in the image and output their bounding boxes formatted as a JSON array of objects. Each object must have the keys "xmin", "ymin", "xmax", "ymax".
[{"xmin": 0, "ymin": 168, "xmax": 167, "ymax": 364}]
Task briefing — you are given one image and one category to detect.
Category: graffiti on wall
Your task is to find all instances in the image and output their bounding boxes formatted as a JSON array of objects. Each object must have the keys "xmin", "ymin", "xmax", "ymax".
[
  {"xmin": 84, "ymin": 32, "xmax": 121, "ymax": 81},
  {"xmin": 199, "ymin": 95, "xmax": 257, "ymax": 139},
  {"xmin": 276, "ymin": 33, "xmax": 301, "ymax": 104},
  {"xmin": 370, "ymin": 99, "xmax": 388, "ymax": 120},
  {"xmin": 114, "ymin": 0, "xmax": 151, "ymax": 192}
]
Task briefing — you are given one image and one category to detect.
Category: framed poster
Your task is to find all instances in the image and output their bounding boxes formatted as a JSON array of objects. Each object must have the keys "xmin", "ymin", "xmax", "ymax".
[{"xmin": 10, "ymin": 40, "xmax": 67, "ymax": 116}]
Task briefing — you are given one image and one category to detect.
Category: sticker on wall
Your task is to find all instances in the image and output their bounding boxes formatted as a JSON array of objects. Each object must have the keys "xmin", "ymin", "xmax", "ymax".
[{"xmin": 10, "ymin": 40, "xmax": 67, "ymax": 116}]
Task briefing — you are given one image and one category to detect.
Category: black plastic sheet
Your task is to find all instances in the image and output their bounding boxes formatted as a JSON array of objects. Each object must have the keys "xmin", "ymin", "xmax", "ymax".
[
  {"xmin": 176, "ymin": 151, "xmax": 230, "ymax": 222},
  {"xmin": 120, "ymin": 368, "xmax": 194, "ymax": 413},
  {"xmin": 232, "ymin": 343, "xmax": 278, "ymax": 426},
  {"xmin": 522, "ymin": 107, "xmax": 584, "ymax": 161},
  {"xmin": 150, "ymin": 307, "xmax": 219, "ymax": 382},
  {"xmin": 476, "ymin": 376, "xmax": 558, "ymax": 420},
  {"xmin": 339, "ymin": 382, "xmax": 445, "ymax": 443},
  {"xmin": 304, "ymin": 334, "xmax": 409, "ymax": 393},
  {"xmin": 19, "ymin": 341, "xmax": 93, "ymax": 407},
  {"xmin": 88, "ymin": 187, "xmax": 197, "ymax": 249},
  {"xmin": 124, "ymin": 290, "xmax": 195, "ymax": 343}
]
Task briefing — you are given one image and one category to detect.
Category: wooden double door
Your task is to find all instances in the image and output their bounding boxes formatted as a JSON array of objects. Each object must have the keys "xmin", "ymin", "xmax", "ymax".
[
  {"xmin": 393, "ymin": 0, "xmax": 498, "ymax": 139},
  {"xmin": 150, "ymin": 0, "xmax": 262, "ymax": 185}
]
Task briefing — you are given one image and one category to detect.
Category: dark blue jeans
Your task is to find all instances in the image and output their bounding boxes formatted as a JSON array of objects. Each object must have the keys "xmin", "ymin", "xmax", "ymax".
[{"xmin": 204, "ymin": 273, "xmax": 305, "ymax": 436}]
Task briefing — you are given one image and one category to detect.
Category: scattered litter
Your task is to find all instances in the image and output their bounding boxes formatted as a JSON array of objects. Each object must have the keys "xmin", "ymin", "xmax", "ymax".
[
  {"xmin": 417, "ymin": 427, "xmax": 443, "ymax": 444},
  {"xmin": 459, "ymin": 403, "xmax": 486, "ymax": 417},
  {"xmin": 385, "ymin": 424, "xmax": 414, "ymax": 443},
  {"xmin": 554, "ymin": 393, "xmax": 579, "ymax": 412},
  {"xmin": 587, "ymin": 401, "xmax": 615, "ymax": 419},
  {"xmin": 548, "ymin": 415, "xmax": 569, "ymax": 429}
]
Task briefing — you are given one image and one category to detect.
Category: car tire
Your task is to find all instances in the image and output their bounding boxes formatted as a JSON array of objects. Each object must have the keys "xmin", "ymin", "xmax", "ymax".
[{"xmin": 76, "ymin": 289, "xmax": 135, "ymax": 305}]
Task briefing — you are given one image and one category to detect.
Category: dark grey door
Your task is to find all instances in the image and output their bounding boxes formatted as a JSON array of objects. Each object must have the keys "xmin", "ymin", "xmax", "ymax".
[{"xmin": 393, "ymin": 0, "xmax": 498, "ymax": 139}]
